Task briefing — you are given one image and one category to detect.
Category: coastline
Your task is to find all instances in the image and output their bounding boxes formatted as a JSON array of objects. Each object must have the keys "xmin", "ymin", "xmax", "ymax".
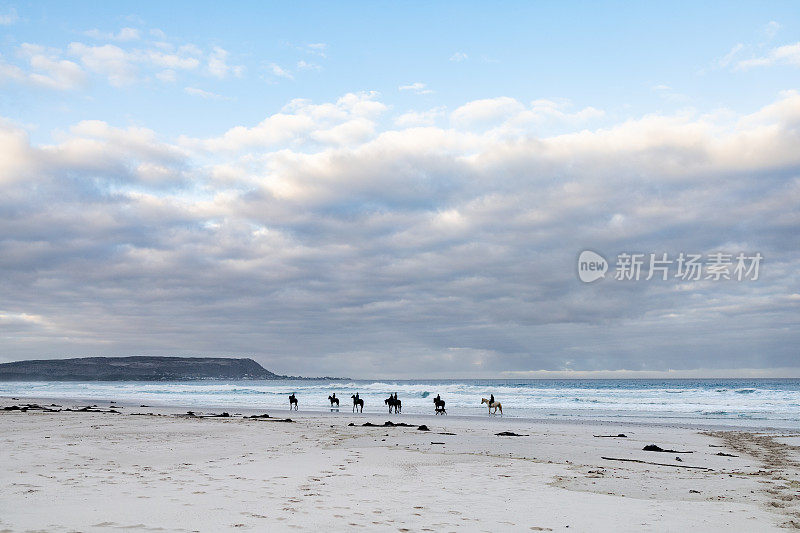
[{"xmin": 3, "ymin": 395, "xmax": 799, "ymax": 531}]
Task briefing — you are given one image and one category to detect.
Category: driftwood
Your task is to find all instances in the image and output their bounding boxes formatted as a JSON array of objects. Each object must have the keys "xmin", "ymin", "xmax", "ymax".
[
  {"xmin": 496, "ymin": 431, "xmax": 528, "ymax": 437},
  {"xmin": 361, "ymin": 421, "xmax": 415, "ymax": 427},
  {"xmin": 643, "ymin": 444, "xmax": 693, "ymax": 454},
  {"xmin": 601, "ymin": 456, "xmax": 712, "ymax": 470},
  {"xmin": 64, "ymin": 406, "xmax": 119, "ymax": 413},
  {"xmin": 594, "ymin": 434, "xmax": 627, "ymax": 438}
]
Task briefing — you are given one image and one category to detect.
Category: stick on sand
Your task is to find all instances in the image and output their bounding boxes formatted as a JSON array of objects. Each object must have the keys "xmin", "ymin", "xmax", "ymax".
[{"xmin": 601, "ymin": 457, "xmax": 713, "ymax": 470}]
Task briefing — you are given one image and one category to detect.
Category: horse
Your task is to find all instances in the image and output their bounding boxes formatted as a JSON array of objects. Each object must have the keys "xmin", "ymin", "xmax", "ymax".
[
  {"xmin": 288, "ymin": 393, "xmax": 298, "ymax": 411},
  {"xmin": 481, "ymin": 397, "xmax": 502, "ymax": 415},
  {"xmin": 384, "ymin": 396, "xmax": 401, "ymax": 414},
  {"xmin": 351, "ymin": 394, "xmax": 364, "ymax": 413},
  {"xmin": 433, "ymin": 396, "xmax": 446, "ymax": 415},
  {"xmin": 328, "ymin": 394, "xmax": 339, "ymax": 407}
]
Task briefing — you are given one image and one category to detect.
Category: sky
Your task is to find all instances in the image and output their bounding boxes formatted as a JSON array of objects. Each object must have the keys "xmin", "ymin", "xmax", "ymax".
[{"xmin": 0, "ymin": 1, "xmax": 798, "ymax": 378}]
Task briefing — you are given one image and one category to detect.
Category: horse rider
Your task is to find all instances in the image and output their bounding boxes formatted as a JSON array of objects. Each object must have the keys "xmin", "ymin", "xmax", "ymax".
[
  {"xmin": 489, "ymin": 394, "xmax": 495, "ymax": 405},
  {"xmin": 331, "ymin": 392, "xmax": 337, "ymax": 402}
]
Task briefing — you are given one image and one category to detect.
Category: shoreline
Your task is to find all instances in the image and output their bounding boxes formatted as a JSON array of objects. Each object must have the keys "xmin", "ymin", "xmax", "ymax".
[{"xmin": 2, "ymin": 393, "xmax": 798, "ymax": 434}]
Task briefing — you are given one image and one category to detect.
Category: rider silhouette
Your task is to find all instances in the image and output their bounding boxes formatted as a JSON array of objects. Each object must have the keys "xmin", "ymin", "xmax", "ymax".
[{"xmin": 489, "ymin": 394, "xmax": 494, "ymax": 405}]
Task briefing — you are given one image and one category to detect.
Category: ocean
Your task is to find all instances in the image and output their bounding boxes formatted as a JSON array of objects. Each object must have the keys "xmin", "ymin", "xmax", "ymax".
[{"xmin": 3, "ymin": 378, "xmax": 800, "ymax": 430}]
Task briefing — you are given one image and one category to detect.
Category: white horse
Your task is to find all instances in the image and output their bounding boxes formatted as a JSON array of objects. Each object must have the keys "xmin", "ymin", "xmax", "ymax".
[{"xmin": 481, "ymin": 398, "xmax": 502, "ymax": 415}]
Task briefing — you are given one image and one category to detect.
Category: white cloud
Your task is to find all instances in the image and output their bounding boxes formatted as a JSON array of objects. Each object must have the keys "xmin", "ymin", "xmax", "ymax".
[
  {"xmin": 0, "ymin": 45, "xmax": 86, "ymax": 90},
  {"xmin": 395, "ymin": 107, "xmax": 446, "ymax": 127},
  {"xmin": 449, "ymin": 52, "xmax": 468, "ymax": 62},
  {"xmin": 398, "ymin": 82, "xmax": 433, "ymax": 95},
  {"xmin": 306, "ymin": 43, "xmax": 328, "ymax": 57},
  {"xmin": 1, "ymin": 34, "xmax": 245, "ymax": 89},
  {"xmin": 180, "ymin": 91, "xmax": 387, "ymax": 152},
  {"xmin": 451, "ymin": 97, "xmax": 525, "ymax": 126},
  {"xmin": 296, "ymin": 60, "xmax": 321, "ymax": 71},
  {"xmin": 156, "ymin": 69, "xmax": 176, "ymax": 82},
  {"xmin": 145, "ymin": 49, "xmax": 201, "ymax": 70},
  {"xmin": 207, "ymin": 46, "xmax": 244, "ymax": 78},
  {"xmin": 718, "ymin": 43, "xmax": 745, "ymax": 68},
  {"xmin": 84, "ymin": 27, "xmax": 141, "ymax": 42},
  {"xmin": 267, "ymin": 62, "xmax": 293, "ymax": 80},
  {"xmin": 185, "ymin": 86, "xmax": 230, "ymax": 100},
  {"xmin": 735, "ymin": 41, "xmax": 800, "ymax": 70},
  {"xmin": 67, "ymin": 42, "xmax": 138, "ymax": 86}
]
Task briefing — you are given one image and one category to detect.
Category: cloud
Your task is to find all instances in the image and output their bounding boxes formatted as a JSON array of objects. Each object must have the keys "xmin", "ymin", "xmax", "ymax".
[
  {"xmin": 0, "ymin": 36, "xmax": 242, "ymax": 88},
  {"xmin": 1, "ymin": 92, "xmax": 798, "ymax": 377},
  {"xmin": 451, "ymin": 97, "xmax": 526, "ymax": 126},
  {"xmin": 735, "ymin": 42, "xmax": 800, "ymax": 70},
  {"xmin": 0, "ymin": 44, "xmax": 86, "ymax": 90},
  {"xmin": 84, "ymin": 27, "xmax": 141, "ymax": 42},
  {"xmin": 718, "ymin": 43, "xmax": 745, "ymax": 68},
  {"xmin": 67, "ymin": 42, "xmax": 138, "ymax": 86},
  {"xmin": 267, "ymin": 62, "xmax": 293, "ymax": 80},
  {"xmin": 398, "ymin": 82, "xmax": 433, "ymax": 95},
  {"xmin": 156, "ymin": 69, "xmax": 176, "ymax": 82},
  {"xmin": 449, "ymin": 52, "xmax": 468, "ymax": 62},
  {"xmin": 207, "ymin": 46, "xmax": 244, "ymax": 78},
  {"xmin": 296, "ymin": 60, "xmax": 321, "ymax": 71},
  {"xmin": 184, "ymin": 86, "xmax": 230, "ymax": 100},
  {"xmin": 305, "ymin": 43, "xmax": 328, "ymax": 57},
  {"xmin": 147, "ymin": 53, "xmax": 198, "ymax": 71},
  {"xmin": 395, "ymin": 107, "xmax": 446, "ymax": 127},
  {"xmin": 180, "ymin": 91, "xmax": 386, "ymax": 152}
]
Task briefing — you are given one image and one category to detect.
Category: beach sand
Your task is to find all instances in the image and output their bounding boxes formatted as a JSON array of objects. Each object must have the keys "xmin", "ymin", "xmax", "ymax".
[{"xmin": 1, "ymin": 398, "xmax": 798, "ymax": 532}]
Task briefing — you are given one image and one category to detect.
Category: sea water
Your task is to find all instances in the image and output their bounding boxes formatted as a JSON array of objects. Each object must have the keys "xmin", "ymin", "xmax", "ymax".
[{"xmin": 2, "ymin": 378, "xmax": 800, "ymax": 430}]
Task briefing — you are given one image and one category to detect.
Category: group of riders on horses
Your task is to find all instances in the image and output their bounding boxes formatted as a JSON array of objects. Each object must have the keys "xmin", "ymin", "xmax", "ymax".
[{"xmin": 288, "ymin": 392, "xmax": 502, "ymax": 415}]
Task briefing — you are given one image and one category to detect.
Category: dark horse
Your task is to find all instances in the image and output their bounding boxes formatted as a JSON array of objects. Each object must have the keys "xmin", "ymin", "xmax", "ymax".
[
  {"xmin": 433, "ymin": 394, "xmax": 446, "ymax": 415},
  {"xmin": 351, "ymin": 394, "xmax": 364, "ymax": 413},
  {"xmin": 328, "ymin": 394, "xmax": 339, "ymax": 407},
  {"xmin": 289, "ymin": 393, "xmax": 298, "ymax": 411},
  {"xmin": 384, "ymin": 394, "xmax": 401, "ymax": 414}
]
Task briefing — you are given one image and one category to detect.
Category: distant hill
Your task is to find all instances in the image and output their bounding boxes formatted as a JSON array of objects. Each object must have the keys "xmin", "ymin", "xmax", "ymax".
[{"xmin": 0, "ymin": 356, "xmax": 287, "ymax": 381}]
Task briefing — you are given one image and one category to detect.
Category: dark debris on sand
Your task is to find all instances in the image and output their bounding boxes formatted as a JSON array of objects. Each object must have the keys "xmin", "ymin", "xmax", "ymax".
[
  {"xmin": 3, "ymin": 403, "xmax": 61, "ymax": 412},
  {"xmin": 643, "ymin": 444, "xmax": 693, "ymax": 454}
]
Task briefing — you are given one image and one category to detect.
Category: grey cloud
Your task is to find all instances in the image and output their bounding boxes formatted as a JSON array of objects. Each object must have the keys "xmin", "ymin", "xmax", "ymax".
[{"xmin": 0, "ymin": 93, "xmax": 798, "ymax": 377}]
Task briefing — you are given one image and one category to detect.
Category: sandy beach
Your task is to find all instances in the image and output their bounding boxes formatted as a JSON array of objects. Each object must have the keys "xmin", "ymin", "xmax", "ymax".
[{"xmin": 2, "ymin": 398, "xmax": 799, "ymax": 532}]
